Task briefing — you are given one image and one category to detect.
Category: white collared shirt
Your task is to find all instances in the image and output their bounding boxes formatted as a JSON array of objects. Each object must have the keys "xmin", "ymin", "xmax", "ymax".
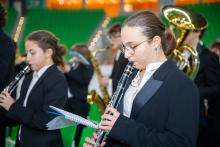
[{"xmin": 123, "ymin": 61, "xmax": 165, "ymax": 117}]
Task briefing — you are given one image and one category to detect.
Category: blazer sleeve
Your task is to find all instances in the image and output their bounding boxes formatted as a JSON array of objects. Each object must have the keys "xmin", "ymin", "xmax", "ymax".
[
  {"xmin": 108, "ymin": 81, "xmax": 199, "ymax": 147},
  {"xmin": 7, "ymin": 73, "xmax": 68, "ymax": 130}
]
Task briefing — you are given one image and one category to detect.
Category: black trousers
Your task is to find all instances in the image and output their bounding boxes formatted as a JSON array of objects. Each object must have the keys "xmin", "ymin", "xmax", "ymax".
[
  {"xmin": 197, "ymin": 115, "xmax": 220, "ymax": 147},
  {"xmin": 65, "ymin": 98, "xmax": 90, "ymax": 147},
  {"xmin": 15, "ymin": 140, "xmax": 20, "ymax": 147},
  {"xmin": 0, "ymin": 127, "xmax": 5, "ymax": 147}
]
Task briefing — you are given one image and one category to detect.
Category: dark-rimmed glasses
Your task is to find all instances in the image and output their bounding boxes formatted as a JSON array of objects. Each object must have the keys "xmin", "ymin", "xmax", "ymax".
[{"xmin": 121, "ymin": 39, "xmax": 148, "ymax": 54}]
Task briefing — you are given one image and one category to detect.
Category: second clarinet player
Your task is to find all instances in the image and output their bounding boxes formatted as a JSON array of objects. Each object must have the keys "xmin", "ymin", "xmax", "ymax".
[{"xmin": 84, "ymin": 11, "xmax": 199, "ymax": 147}]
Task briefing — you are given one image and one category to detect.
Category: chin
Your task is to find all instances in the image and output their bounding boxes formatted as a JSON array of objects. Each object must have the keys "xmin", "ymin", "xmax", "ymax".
[
  {"xmin": 30, "ymin": 65, "xmax": 38, "ymax": 72},
  {"xmin": 133, "ymin": 64, "xmax": 141, "ymax": 70}
]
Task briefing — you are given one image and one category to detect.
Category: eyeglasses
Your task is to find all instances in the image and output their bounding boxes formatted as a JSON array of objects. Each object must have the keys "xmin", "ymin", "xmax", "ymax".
[{"xmin": 121, "ymin": 39, "xmax": 148, "ymax": 54}]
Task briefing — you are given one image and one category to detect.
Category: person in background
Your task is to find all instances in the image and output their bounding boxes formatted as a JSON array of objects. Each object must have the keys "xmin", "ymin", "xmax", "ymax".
[
  {"xmin": 183, "ymin": 30, "xmax": 220, "ymax": 147},
  {"xmin": 101, "ymin": 23, "xmax": 128, "ymax": 93},
  {"xmin": 0, "ymin": 3, "xmax": 16, "ymax": 147},
  {"xmin": 84, "ymin": 10, "xmax": 199, "ymax": 147},
  {"xmin": 63, "ymin": 44, "xmax": 94, "ymax": 147},
  {"xmin": 211, "ymin": 40, "xmax": 220, "ymax": 62},
  {"xmin": 0, "ymin": 30, "xmax": 68, "ymax": 147}
]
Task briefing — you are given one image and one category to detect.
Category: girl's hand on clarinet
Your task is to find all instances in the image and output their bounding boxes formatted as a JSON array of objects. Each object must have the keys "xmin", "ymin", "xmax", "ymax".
[
  {"xmin": 99, "ymin": 107, "xmax": 120, "ymax": 131},
  {"xmin": 83, "ymin": 132, "xmax": 106, "ymax": 147},
  {"xmin": 0, "ymin": 91, "xmax": 15, "ymax": 111}
]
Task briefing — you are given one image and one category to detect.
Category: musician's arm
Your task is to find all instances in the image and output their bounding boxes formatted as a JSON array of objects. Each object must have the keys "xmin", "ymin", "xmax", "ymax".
[{"xmin": 6, "ymin": 75, "xmax": 68, "ymax": 130}]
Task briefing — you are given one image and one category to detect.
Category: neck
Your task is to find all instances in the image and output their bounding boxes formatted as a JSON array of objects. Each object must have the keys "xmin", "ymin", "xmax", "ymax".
[
  {"xmin": 144, "ymin": 56, "xmax": 166, "ymax": 70},
  {"xmin": 45, "ymin": 59, "xmax": 54, "ymax": 66}
]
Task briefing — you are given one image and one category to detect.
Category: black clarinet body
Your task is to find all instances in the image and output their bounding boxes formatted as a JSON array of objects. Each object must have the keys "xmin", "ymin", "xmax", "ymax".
[
  {"xmin": 94, "ymin": 63, "xmax": 134, "ymax": 147},
  {"xmin": 4, "ymin": 65, "xmax": 31, "ymax": 93}
]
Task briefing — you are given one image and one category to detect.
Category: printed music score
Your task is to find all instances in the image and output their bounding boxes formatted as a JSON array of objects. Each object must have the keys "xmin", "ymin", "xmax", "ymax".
[{"xmin": 47, "ymin": 106, "xmax": 98, "ymax": 130}]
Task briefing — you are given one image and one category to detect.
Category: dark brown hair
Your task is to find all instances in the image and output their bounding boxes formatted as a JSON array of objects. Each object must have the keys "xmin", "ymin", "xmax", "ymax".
[
  {"xmin": 0, "ymin": 2, "xmax": 7, "ymax": 27},
  {"xmin": 26, "ymin": 30, "xmax": 66, "ymax": 67},
  {"xmin": 123, "ymin": 11, "xmax": 176, "ymax": 56},
  {"xmin": 72, "ymin": 44, "xmax": 91, "ymax": 60},
  {"xmin": 107, "ymin": 23, "xmax": 122, "ymax": 37},
  {"xmin": 211, "ymin": 41, "xmax": 220, "ymax": 50}
]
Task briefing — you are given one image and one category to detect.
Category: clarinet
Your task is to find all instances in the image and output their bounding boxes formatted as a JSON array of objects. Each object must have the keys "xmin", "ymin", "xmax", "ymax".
[
  {"xmin": 4, "ymin": 64, "xmax": 31, "ymax": 93},
  {"xmin": 93, "ymin": 62, "xmax": 134, "ymax": 147}
]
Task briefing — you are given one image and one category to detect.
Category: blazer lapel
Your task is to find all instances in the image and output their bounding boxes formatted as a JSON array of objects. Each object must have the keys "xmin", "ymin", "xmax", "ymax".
[
  {"xmin": 19, "ymin": 73, "xmax": 33, "ymax": 102},
  {"xmin": 130, "ymin": 76, "xmax": 163, "ymax": 118},
  {"xmin": 28, "ymin": 65, "xmax": 55, "ymax": 98},
  {"xmin": 130, "ymin": 60, "xmax": 174, "ymax": 118}
]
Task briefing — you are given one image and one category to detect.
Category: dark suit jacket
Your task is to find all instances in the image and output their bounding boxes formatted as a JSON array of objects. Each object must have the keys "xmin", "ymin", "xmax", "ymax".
[
  {"xmin": 0, "ymin": 28, "xmax": 15, "ymax": 91},
  {"xmin": 110, "ymin": 52, "xmax": 128, "ymax": 93},
  {"xmin": 6, "ymin": 65, "xmax": 68, "ymax": 147},
  {"xmin": 107, "ymin": 60, "xmax": 199, "ymax": 147},
  {"xmin": 194, "ymin": 42, "xmax": 220, "ymax": 124},
  {"xmin": 0, "ymin": 28, "xmax": 15, "ymax": 147},
  {"xmin": 65, "ymin": 63, "xmax": 94, "ymax": 100}
]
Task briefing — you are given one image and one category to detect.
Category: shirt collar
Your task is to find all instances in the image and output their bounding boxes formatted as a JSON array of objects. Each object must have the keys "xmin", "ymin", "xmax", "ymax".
[
  {"xmin": 131, "ymin": 61, "xmax": 165, "ymax": 87},
  {"xmin": 34, "ymin": 64, "xmax": 53, "ymax": 78},
  {"xmin": 145, "ymin": 61, "xmax": 166, "ymax": 73}
]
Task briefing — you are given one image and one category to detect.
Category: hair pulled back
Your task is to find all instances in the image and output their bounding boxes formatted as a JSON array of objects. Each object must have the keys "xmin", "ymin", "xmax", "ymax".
[
  {"xmin": 123, "ymin": 11, "xmax": 176, "ymax": 56},
  {"xmin": 26, "ymin": 30, "xmax": 66, "ymax": 67}
]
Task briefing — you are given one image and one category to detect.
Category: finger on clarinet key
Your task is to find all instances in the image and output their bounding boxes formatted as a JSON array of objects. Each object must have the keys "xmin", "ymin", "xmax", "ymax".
[{"xmin": 85, "ymin": 137, "xmax": 95, "ymax": 145}]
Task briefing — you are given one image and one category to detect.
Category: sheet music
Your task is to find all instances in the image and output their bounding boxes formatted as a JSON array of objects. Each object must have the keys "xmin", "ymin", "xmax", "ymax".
[{"xmin": 47, "ymin": 106, "xmax": 98, "ymax": 130}]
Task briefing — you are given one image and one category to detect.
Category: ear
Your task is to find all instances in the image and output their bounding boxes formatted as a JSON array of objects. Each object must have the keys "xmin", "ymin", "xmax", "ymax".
[
  {"xmin": 46, "ymin": 48, "xmax": 53, "ymax": 57},
  {"xmin": 152, "ymin": 36, "xmax": 161, "ymax": 48}
]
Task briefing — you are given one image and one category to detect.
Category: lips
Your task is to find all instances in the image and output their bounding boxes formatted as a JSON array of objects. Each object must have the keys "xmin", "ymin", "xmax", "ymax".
[{"xmin": 29, "ymin": 64, "xmax": 34, "ymax": 69}]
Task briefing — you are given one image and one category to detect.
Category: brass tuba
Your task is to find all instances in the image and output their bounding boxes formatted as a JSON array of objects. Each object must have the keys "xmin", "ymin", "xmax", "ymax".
[{"xmin": 162, "ymin": 5, "xmax": 208, "ymax": 79}]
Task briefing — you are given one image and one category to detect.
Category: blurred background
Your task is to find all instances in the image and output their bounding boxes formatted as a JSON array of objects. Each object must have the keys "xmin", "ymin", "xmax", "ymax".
[{"xmin": 1, "ymin": 0, "xmax": 220, "ymax": 146}]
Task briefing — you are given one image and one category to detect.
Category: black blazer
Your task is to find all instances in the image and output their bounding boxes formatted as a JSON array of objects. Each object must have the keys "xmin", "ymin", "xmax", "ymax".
[
  {"xmin": 107, "ymin": 60, "xmax": 199, "ymax": 147},
  {"xmin": 6, "ymin": 65, "xmax": 68, "ymax": 147},
  {"xmin": 0, "ymin": 26, "xmax": 15, "ymax": 147},
  {"xmin": 65, "ymin": 63, "xmax": 94, "ymax": 100},
  {"xmin": 0, "ymin": 28, "xmax": 15, "ymax": 91}
]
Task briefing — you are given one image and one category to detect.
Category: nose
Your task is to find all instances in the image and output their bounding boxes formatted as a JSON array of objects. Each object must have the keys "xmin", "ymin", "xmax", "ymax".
[
  {"xmin": 26, "ymin": 53, "xmax": 31, "ymax": 63},
  {"xmin": 124, "ymin": 50, "xmax": 132, "ymax": 61}
]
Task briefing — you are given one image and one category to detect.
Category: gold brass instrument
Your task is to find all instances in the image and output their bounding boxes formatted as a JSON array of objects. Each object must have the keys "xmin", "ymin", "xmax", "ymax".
[
  {"xmin": 14, "ymin": 16, "xmax": 26, "ymax": 65},
  {"xmin": 162, "ymin": 5, "xmax": 208, "ymax": 79},
  {"xmin": 87, "ymin": 17, "xmax": 111, "ymax": 114},
  {"xmin": 87, "ymin": 50, "xmax": 110, "ymax": 114}
]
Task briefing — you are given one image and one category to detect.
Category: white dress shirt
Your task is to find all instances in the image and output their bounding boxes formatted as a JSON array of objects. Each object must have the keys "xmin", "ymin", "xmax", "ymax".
[{"xmin": 123, "ymin": 61, "xmax": 165, "ymax": 117}]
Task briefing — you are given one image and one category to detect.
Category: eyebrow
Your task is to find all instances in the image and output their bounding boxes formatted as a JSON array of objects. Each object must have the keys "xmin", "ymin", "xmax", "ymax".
[
  {"xmin": 123, "ymin": 41, "xmax": 138, "ymax": 46},
  {"xmin": 26, "ymin": 49, "xmax": 36, "ymax": 52}
]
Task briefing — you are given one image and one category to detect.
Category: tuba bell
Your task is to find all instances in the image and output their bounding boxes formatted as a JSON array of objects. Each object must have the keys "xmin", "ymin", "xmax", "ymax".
[{"xmin": 162, "ymin": 5, "xmax": 208, "ymax": 79}]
